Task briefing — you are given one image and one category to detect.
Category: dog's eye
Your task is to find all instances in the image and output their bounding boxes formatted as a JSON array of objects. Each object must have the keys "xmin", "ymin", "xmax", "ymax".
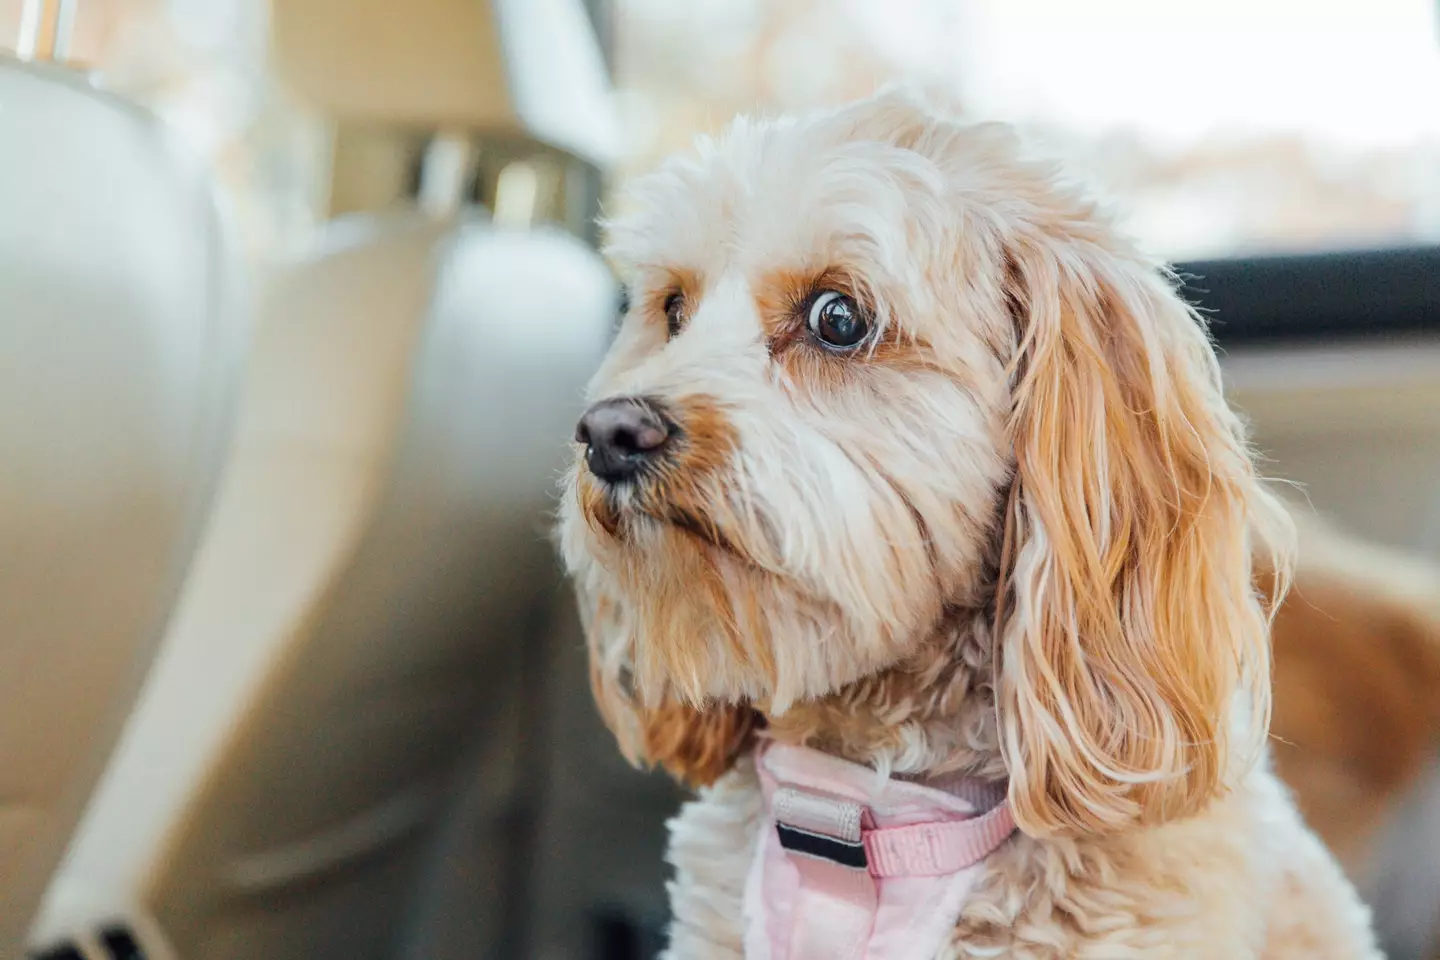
[
  {"xmin": 807, "ymin": 291, "xmax": 871, "ymax": 350},
  {"xmin": 663, "ymin": 292, "xmax": 685, "ymax": 338}
]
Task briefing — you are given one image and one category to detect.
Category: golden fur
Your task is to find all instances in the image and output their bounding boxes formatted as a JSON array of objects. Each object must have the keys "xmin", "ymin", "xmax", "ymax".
[
  {"xmin": 1269, "ymin": 514, "xmax": 1440, "ymax": 872},
  {"xmin": 559, "ymin": 89, "xmax": 1379, "ymax": 957},
  {"xmin": 994, "ymin": 207, "xmax": 1287, "ymax": 837}
]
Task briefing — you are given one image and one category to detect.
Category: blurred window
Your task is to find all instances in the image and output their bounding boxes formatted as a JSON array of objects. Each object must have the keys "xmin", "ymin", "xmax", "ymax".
[{"xmin": 612, "ymin": 0, "xmax": 1440, "ymax": 259}]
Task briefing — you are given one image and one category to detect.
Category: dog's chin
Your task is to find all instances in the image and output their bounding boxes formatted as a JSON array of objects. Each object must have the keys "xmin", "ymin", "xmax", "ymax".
[
  {"xmin": 570, "ymin": 470, "xmax": 925, "ymax": 710},
  {"xmin": 634, "ymin": 562, "xmax": 911, "ymax": 713}
]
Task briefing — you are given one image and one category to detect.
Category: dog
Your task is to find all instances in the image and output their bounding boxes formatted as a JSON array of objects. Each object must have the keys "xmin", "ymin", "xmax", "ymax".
[{"xmin": 558, "ymin": 89, "xmax": 1380, "ymax": 958}]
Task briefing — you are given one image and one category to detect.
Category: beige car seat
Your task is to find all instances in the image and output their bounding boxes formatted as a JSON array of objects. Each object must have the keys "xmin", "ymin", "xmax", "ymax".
[
  {"xmin": 35, "ymin": 211, "xmax": 614, "ymax": 958},
  {"xmin": 33, "ymin": 0, "xmax": 615, "ymax": 953},
  {"xmin": 0, "ymin": 52, "xmax": 243, "ymax": 958}
]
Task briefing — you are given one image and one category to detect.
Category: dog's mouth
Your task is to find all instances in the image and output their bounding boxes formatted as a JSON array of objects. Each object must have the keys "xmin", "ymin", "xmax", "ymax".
[
  {"xmin": 576, "ymin": 463, "xmax": 759, "ymax": 563},
  {"xmin": 660, "ymin": 504, "xmax": 744, "ymax": 555}
]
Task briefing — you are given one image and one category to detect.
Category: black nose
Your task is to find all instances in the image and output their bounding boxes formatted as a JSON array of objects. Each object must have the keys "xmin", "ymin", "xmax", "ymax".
[{"xmin": 575, "ymin": 397, "xmax": 672, "ymax": 483}]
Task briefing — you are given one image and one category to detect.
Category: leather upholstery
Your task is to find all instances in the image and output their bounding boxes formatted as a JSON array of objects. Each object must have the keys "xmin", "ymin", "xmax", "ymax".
[
  {"xmin": 0, "ymin": 56, "xmax": 243, "ymax": 956},
  {"xmin": 38, "ymin": 211, "xmax": 612, "ymax": 958}
]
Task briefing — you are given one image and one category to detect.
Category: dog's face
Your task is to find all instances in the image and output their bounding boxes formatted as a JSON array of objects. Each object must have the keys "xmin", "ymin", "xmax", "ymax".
[
  {"xmin": 565, "ymin": 101, "xmax": 1016, "ymax": 712},
  {"xmin": 559, "ymin": 92, "xmax": 1290, "ymax": 836}
]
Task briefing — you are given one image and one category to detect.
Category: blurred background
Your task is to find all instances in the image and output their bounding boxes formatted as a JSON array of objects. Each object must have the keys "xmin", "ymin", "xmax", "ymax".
[{"xmin": 2, "ymin": 0, "xmax": 1439, "ymax": 958}]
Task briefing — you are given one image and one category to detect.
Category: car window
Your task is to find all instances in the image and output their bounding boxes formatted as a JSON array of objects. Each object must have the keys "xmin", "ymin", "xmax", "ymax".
[{"xmin": 613, "ymin": 0, "xmax": 1440, "ymax": 260}]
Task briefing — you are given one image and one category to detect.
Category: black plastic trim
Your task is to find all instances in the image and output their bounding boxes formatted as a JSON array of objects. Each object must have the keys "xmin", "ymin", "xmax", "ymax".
[
  {"xmin": 1173, "ymin": 245, "xmax": 1440, "ymax": 348},
  {"xmin": 98, "ymin": 923, "xmax": 144, "ymax": 960},
  {"xmin": 30, "ymin": 943, "xmax": 85, "ymax": 960}
]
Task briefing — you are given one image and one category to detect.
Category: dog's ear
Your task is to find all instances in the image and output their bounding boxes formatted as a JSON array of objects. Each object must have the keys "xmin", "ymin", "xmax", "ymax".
[
  {"xmin": 994, "ymin": 223, "xmax": 1292, "ymax": 837},
  {"xmin": 582, "ymin": 588, "xmax": 760, "ymax": 788}
]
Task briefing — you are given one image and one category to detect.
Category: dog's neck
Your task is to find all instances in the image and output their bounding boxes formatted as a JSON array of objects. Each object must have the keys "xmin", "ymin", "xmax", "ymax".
[{"xmin": 762, "ymin": 606, "xmax": 1009, "ymax": 783}]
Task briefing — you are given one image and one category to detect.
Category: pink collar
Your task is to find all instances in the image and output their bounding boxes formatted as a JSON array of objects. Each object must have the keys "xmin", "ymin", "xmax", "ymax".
[{"xmin": 744, "ymin": 741, "xmax": 1016, "ymax": 960}]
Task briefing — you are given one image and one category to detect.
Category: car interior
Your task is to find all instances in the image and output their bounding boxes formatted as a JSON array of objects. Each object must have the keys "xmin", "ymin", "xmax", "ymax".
[{"xmin": 2, "ymin": 0, "xmax": 1439, "ymax": 958}]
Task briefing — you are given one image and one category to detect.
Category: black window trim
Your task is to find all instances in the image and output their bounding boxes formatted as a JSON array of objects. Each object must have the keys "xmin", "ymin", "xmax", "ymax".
[{"xmin": 1174, "ymin": 244, "xmax": 1440, "ymax": 349}]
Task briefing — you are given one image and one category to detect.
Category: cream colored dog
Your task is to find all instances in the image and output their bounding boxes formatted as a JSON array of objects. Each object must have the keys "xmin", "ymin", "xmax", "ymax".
[{"xmin": 559, "ymin": 90, "xmax": 1380, "ymax": 958}]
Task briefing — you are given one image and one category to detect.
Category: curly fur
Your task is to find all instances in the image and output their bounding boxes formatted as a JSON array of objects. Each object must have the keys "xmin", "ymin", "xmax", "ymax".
[{"xmin": 558, "ymin": 88, "xmax": 1379, "ymax": 957}]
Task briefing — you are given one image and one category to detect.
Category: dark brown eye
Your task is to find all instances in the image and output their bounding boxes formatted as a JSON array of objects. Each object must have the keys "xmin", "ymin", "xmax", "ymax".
[
  {"xmin": 663, "ymin": 292, "xmax": 685, "ymax": 338},
  {"xmin": 806, "ymin": 291, "xmax": 871, "ymax": 350}
]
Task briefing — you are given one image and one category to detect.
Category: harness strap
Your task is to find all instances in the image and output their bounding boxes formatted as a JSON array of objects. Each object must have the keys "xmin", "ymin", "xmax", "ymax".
[
  {"xmin": 864, "ymin": 801, "xmax": 1016, "ymax": 878},
  {"xmin": 771, "ymin": 785, "xmax": 1016, "ymax": 960}
]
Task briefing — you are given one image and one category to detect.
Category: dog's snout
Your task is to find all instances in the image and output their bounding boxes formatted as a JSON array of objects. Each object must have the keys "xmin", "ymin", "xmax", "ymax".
[{"xmin": 576, "ymin": 397, "xmax": 672, "ymax": 483}]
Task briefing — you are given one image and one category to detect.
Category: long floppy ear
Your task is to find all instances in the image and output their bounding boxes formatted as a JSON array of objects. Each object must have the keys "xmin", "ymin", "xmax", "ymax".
[
  {"xmin": 580, "ymin": 587, "xmax": 760, "ymax": 788},
  {"xmin": 996, "ymin": 223, "xmax": 1292, "ymax": 838}
]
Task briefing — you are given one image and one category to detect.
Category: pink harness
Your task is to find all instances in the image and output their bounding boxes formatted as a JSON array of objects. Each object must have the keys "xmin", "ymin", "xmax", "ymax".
[{"xmin": 744, "ymin": 742, "xmax": 1017, "ymax": 960}]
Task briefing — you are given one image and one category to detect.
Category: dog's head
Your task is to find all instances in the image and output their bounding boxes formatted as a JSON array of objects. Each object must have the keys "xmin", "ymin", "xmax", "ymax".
[{"xmin": 558, "ymin": 90, "xmax": 1290, "ymax": 836}]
